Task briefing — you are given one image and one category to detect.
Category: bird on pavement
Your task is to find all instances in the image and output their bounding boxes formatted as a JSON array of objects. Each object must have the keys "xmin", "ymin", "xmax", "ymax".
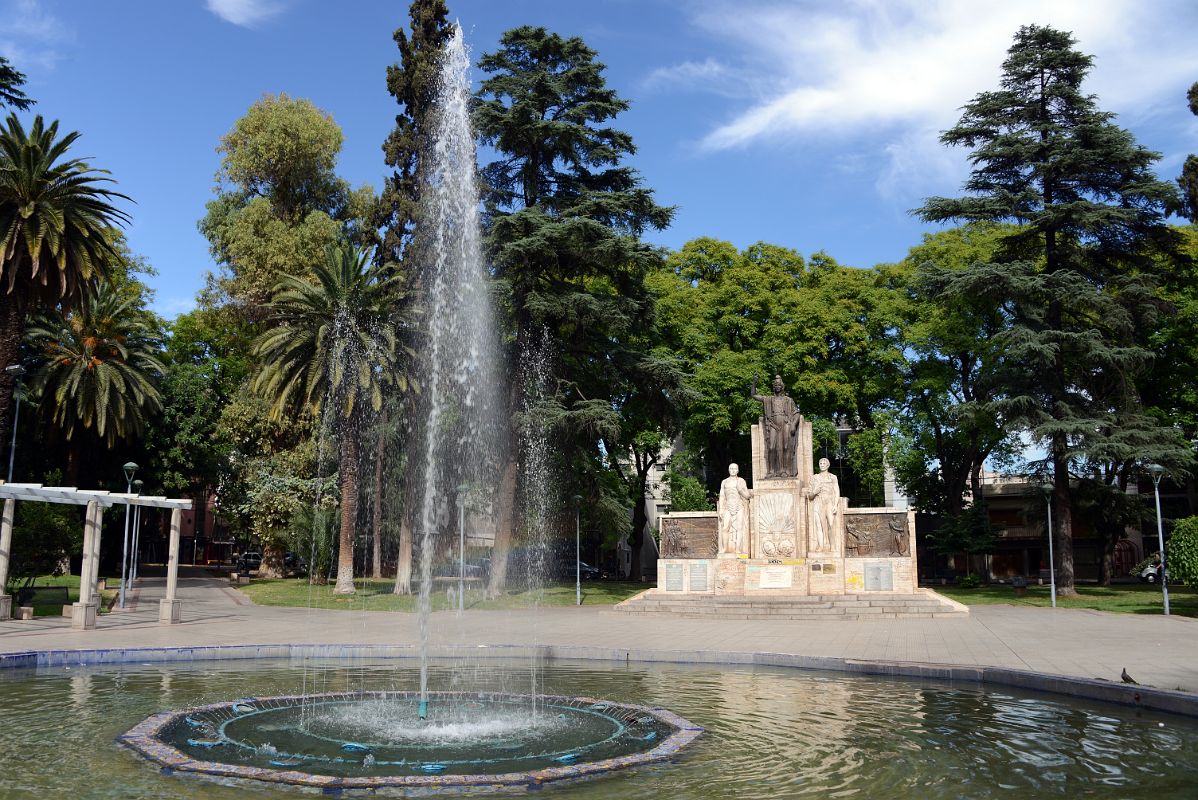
[{"xmin": 1121, "ymin": 668, "xmax": 1138, "ymax": 685}]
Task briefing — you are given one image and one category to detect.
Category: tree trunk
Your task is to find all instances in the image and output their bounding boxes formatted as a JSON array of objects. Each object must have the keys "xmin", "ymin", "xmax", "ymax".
[
  {"xmin": 0, "ymin": 299, "xmax": 22, "ymax": 474},
  {"xmin": 334, "ymin": 432, "xmax": 360, "ymax": 594},
  {"xmin": 371, "ymin": 412, "xmax": 385, "ymax": 579},
  {"xmin": 628, "ymin": 462, "xmax": 653, "ymax": 583},
  {"xmin": 1052, "ymin": 447, "xmax": 1077, "ymax": 596},
  {"xmin": 486, "ymin": 458, "xmax": 518, "ymax": 598},
  {"xmin": 393, "ymin": 463, "xmax": 416, "ymax": 595},
  {"xmin": 260, "ymin": 541, "xmax": 286, "ymax": 578}
]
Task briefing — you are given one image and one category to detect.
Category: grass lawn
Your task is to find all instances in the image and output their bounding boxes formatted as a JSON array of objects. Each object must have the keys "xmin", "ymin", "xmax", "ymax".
[
  {"xmin": 239, "ymin": 577, "xmax": 648, "ymax": 612},
  {"xmin": 935, "ymin": 582, "xmax": 1198, "ymax": 617},
  {"xmin": 13, "ymin": 574, "xmax": 118, "ymax": 617}
]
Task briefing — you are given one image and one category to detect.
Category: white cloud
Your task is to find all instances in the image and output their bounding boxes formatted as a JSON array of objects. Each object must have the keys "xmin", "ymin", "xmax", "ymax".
[
  {"xmin": 0, "ymin": 0, "xmax": 71, "ymax": 72},
  {"xmin": 672, "ymin": 0, "xmax": 1198, "ymax": 196},
  {"xmin": 644, "ymin": 58, "xmax": 733, "ymax": 92},
  {"xmin": 205, "ymin": 0, "xmax": 288, "ymax": 28},
  {"xmin": 155, "ymin": 296, "xmax": 197, "ymax": 319}
]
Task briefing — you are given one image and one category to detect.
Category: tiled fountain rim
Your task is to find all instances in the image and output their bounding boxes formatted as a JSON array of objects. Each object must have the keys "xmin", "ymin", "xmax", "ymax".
[
  {"xmin": 1, "ymin": 642, "xmax": 1195, "ymax": 718},
  {"xmin": 118, "ymin": 690, "xmax": 703, "ymax": 791}
]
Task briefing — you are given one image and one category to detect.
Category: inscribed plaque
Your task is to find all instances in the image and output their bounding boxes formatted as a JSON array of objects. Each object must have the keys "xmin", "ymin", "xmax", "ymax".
[
  {"xmin": 664, "ymin": 563, "xmax": 684, "ymax": 592},
  {"xmin": 689, "ymin": 561, "xmax": 710, "ymax": 592},
  {"xmin": 759, "ymin": 565, "xmax": 793, "ymax": 589}
]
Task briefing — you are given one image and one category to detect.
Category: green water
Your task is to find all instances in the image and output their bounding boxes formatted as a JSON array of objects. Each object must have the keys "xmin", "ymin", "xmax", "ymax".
[{"xmin": 0, "ymin": 659, "xmax": 1195, "ymax": 798}]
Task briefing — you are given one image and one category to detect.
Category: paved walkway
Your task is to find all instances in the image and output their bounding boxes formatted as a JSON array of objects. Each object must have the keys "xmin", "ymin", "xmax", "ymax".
[{"xmin": 2, "ymin": 576, "xmax": 1196, "ymax": 694}]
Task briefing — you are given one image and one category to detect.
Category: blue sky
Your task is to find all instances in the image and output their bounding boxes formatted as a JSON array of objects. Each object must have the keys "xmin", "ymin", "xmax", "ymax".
[{"xmin": 2, "ymin": 0, "xmax": 1196, "ymax": 318}]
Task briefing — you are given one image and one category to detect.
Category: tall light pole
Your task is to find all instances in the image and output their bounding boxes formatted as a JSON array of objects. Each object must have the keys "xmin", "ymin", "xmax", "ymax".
[
  {"xmin": 118, "ymin": 461, "xmax": 138, "ymax": 609},
  {"xmin": 1041, "ymin": 483, "xmax": 1057, "ymax": 608},
  {"xmin": 5, "ymin": 364, "xmax": 25, "ymax": 483},
  {"xmin": 130, "ymin": 479, "xmax": 144, "ymax": 584},
  {"xmin": 573, "ymin": 495, "xmax": 583, "ymax": 607},
  {"xmin": 1148, "ymin": 464, "xmax": 1170, "ymax": 616},
  {"xmin": 457, "ymin": 484, "xmax": 468, "ymax": 613}
]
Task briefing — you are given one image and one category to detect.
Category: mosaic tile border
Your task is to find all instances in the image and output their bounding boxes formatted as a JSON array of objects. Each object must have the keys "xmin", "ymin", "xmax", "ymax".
[{"xmin": 117, "ymin": 689, "xmax": 703, "ymax": 792}]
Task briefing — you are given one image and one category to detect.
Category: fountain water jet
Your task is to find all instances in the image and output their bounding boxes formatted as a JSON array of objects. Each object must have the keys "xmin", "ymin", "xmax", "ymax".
[{"xmin": 409, "ymin": 23, "xmax": 503, "ymax": 712}]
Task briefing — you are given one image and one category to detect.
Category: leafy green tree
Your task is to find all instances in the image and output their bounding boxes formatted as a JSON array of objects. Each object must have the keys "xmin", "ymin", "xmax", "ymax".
[
  {"xmin": 252, "ymin": 243, "xmax": 413, "ymax": 594},
  {"xmin": 474, "ymin": 26, "xmax": 674, "ymax": 592},
  {"xmin": 650, "ymin": 238, "xmax": 905, "ymax": 492},
  {"xmin": 890, "ymin": 224, "xmax": 1018, "ymax": 526},
  {"xmin": 25, "ymin": 281, "xmax": 164, "ymax": 480},
  {"xmin": 0, "ymin": 56, "xmax": 33, "ymax": 110},
  {"xmin": 376, "ymin": 0, "xmax": 453, "ymax": 265},
  {"xmin": 1179, "ymin": 82, "xmax": 1198, "ymax": 221},
  {"xmin": 915, "ymin": 25, "xmax": 1184, "ymax": 595},
  {"xmin": 199, "ymin": 93, "xmax": 376, "ymax": 311},
  {"xmin": 0, "ymin": 114, "xmax": 130, "ymax": 466},
  {"xmin": 1168, "ymin": 516, "xmax": 1198, "ymax": 586}
]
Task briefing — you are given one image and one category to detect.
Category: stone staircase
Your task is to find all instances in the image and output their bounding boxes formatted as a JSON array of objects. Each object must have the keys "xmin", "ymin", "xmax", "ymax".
[{"xmin": 612, "ymin": 590, "xmax": 967, "ymax": 620}]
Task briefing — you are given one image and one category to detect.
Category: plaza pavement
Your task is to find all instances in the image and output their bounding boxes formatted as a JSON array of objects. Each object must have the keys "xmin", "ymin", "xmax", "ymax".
[{"xmin": 1, "ymin": 573, "xmax": 1195, "ymax": 695}]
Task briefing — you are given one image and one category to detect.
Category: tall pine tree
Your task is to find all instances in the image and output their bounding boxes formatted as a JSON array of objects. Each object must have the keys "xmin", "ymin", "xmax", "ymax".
[
  {"xmin": 1180, "ymin": 81, "xmax": 1198, "ymax": 222},
  {"xmin": 375, "ymin": 0, "xmax": 453, "ymax": 266},
  {"xmin": 474, "ymin": 27, "xmax": 675, "ymax": 590},
  {"xmin": 916, "ymin": 25, "xmax": 1182, "ymax": 595}
]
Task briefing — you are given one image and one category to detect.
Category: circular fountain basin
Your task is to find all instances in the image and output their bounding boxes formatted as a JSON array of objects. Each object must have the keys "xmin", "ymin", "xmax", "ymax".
[{"xmin": 119, "ymin": 690, "xmax": 701, "ymax": 791}]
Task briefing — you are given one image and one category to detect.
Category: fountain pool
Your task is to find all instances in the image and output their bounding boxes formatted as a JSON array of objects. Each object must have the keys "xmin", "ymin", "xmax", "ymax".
[{"xmin": 2, "ymin": 658, "xmax": 1196, "ymax": 798}]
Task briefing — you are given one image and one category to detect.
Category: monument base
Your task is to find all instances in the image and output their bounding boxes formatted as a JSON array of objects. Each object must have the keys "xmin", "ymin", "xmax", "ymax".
[
  {"xmin": 0, "ymin": 594, "xmax": 9, "ymax": 620},
  {"xmin": 657, "ymin": 554, "xmax": 917, "ymax": 597},
  {"xmin": 70, "ymin": 602, "xmax": 96, "ymax": 630},
  {"xmin": 158, "ymin": 599, "xmax": 181, "ymax": 625}
]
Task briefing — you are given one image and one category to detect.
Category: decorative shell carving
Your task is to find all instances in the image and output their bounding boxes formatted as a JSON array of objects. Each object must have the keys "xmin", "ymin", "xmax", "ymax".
[{"xmin": 755, "ymin": 493, "xmax": 797, "ymax": 558}]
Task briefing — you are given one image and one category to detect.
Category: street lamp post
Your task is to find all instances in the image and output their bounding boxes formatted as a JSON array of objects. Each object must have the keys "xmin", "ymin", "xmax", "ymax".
[
  {"xmin": 1148, "ymin": 464, "xmax": 1170, "ymax": 616},
  {"xmin": 5, "ymin": 364, "xmax": 25, "ymax": 483},
  {"xmin": 1041, "ymin": 483, "xmax": 1057, "ymax": 609},
  {"xmin": 118, "ymin": 462, "xmax": 138, "ymax": 609},
  {"xmin": 573, "ymin": 495, "xmax": 583, "ymax": 607},
  {"xmin": 457, "ymin": 484, "xmax": 468, "ymax": 613},
  {"xmin": 130, "ymin": 479, "xmax": 144, "ymax": 584}
]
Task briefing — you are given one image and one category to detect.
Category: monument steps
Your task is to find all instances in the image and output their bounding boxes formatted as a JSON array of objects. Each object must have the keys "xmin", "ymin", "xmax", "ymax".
[{"xmin": 614, "ymin": 591, "xmax": 967, "ymax": 620}]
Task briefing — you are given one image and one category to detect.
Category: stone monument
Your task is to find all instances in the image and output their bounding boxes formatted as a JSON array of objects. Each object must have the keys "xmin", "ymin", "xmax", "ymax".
[{"xmin": 655, "ymin": 373, "xmax": 920, "ymax": 599}]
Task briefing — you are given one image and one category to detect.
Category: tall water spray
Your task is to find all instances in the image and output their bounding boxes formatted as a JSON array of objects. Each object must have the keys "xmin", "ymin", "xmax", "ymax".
[{"xmin": 412, "ymin": 24, "xmax": 503, "ymax": 716}]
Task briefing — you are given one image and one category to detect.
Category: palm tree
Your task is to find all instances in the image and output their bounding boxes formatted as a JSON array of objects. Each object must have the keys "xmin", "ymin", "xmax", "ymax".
[
  {"xmin": 0, "ymin": 114, "xmax": 130, "ymax": 462},
  {"xmin": 26, "ymin": 282, "xmax": 165, "ymax": 480},
  {"xmin": 253, "ymin": 243, "xmax": 415, "ymax": 594}
]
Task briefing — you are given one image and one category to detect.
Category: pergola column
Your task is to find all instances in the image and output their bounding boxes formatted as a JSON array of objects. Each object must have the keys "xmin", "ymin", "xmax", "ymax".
[
  {"xmin": 87, "ymin": 502, "xmax": 103, "ymax": 605},
  {"xmin": 158, "ymin": 507, "xmax": 182, "ymax": 624},
  {"xmin": 0, "ymin": 499, "xmax": 14, "ymax": 620},
  {"xmin": 71, "ymin": 501, "xmax": 101, "ymax": 630}
]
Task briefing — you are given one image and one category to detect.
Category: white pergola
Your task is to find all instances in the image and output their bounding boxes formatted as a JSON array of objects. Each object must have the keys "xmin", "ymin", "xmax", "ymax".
[{"xmin": 0, "ymin": 483, "xmax": 193, "ymax": 629}]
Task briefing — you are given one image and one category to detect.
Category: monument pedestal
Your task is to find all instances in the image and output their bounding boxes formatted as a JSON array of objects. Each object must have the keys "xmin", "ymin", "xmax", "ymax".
[{"xmin": 0, "ymin": 594, "xmax": 10, "ymax": 620}]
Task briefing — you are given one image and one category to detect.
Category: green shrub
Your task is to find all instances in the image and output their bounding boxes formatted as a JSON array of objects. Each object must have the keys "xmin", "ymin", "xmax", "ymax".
[
  {"xmin": 957, "ymin": 573, "xmax": 981, "ymax": 589},
  {"xmin": 1168, "ymin": 517, "xmax": 1198, "ymax": 586}
]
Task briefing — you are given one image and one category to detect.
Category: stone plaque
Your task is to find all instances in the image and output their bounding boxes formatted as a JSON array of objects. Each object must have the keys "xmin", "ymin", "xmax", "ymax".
[
  {"xmin": 759, "ymin": 565, "xmax": 793, "ymax": 589},
  {"xmin": 689, "ymin": 561, "xmax": 710, "ymax": 592},
  {"xmin": 864, "ymin": 561, "xmax": 894, "ymax": 591},
  {"xmin": 664, "ymin": 563, "xmax": 685, "ymax": 592},
  {"xmin": 660, "ymin": 516, "xmax": 718, "ymax": 559},
  {"xmin": 844, "ymin": 512, "xmax": 910, "ymax": 557}
]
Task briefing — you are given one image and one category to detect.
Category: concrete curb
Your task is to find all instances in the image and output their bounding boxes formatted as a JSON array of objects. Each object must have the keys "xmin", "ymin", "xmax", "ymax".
[{"xmin": 2, "ymin": 642, "xmax": 1194, "ymax": 718}]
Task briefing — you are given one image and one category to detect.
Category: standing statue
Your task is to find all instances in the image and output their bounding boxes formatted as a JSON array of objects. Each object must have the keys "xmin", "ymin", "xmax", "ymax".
[
  {"xmin": 806, "ymin": 457, "xmax": 840, "ymax": 552},
  {"xmin": 717, "ymin": 463, "xmax": 753, "ymax": 555},
  {"xmin": 751, "ymin": 374, "xmax": 801, "ymax": 478}
]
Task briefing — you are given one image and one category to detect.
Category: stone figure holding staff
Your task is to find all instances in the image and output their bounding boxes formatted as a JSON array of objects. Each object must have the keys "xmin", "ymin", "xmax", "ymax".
[{"xmin": 751, "ymin": 374, "xmax": 801, "ymax": 478}]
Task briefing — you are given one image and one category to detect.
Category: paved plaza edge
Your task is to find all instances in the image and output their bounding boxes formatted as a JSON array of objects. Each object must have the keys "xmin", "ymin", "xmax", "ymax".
[{"xmin": 1, "ymin": 575, "xmax": 1195, "ymax": 715}]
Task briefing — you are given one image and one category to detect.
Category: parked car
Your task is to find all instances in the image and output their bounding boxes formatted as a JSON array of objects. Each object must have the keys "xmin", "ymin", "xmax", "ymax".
[
  {"xmin": 236, "ymin": 552, "xmax": 262, "ymax": 573},
  {"xmin": 283, "ymin": 551, "xmax": 308, "ymax": 577},
  {"xmin": 1139, "ymin": 562, "xmax": 1168, "ymax": 584}
]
